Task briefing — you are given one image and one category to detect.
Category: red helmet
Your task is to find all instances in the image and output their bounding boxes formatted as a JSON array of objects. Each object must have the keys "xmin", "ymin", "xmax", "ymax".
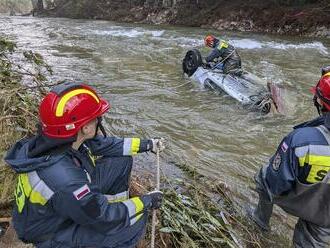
[
  {"xmin": 39, "ymin": 82, "xmax": 110, "ymax": 139},
  {"xmin": 204, "ymin": 35, "xmax": 216, "ymax": 48},
  {"xmin": 311, "ymin": 72, "xmax": 330, "ymax": 111}
]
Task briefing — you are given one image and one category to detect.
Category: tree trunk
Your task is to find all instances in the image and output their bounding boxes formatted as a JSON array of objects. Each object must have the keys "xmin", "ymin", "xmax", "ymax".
[
  {"xmin": 37, "ymin": 0, "xmax": 44, "ymax": 10},
  {"xmin": 31, "ymin": 0, "xmax": 38, "ymax": 9},
  {"xmin": 31, "ymin": 0, "xmax": 44, "ymax": 11}
]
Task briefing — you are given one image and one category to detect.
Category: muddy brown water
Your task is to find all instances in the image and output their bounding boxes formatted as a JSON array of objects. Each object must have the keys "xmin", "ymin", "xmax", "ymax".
[{"xmin": 1, "ymin": 16, "xmax": 330, "ymax": 243}]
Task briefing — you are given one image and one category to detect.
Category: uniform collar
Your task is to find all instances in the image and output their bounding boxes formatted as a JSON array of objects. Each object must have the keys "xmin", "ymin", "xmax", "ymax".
[{"xmin": 293, "ymin": 114, "xmax": 330, "ymax": 129}]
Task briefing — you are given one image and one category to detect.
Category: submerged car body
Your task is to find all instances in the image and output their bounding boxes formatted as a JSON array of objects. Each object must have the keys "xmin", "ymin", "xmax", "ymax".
[{"xmin": 182, "ymin": 49, "xmax": 277, "ymax": 114}]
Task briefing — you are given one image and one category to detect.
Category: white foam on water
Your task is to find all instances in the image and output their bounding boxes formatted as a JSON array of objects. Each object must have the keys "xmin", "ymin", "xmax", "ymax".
[
  {"xmin": 159, "ymin": 36, "xmax": 202, "ymax": 47},
  {"xmin": 163, "ymin": 36, "xmax": 327, "ymax": 55},
  {"xmin": 264, "ymin": 41, "xmax": 328, "ymax": 55},
  {"xmin": 230, "ymin": 38, "xmax": 328, "ymax": 55},
  {"xmin": 93, "ymin": 25, "xmax": 328, "ymax": 54},
  {"xmin": 93, "ymin": 27, "xmax": 165, "ymax": 38},
  {"xmin": 230, "ymin": 39, "xmax": 263, "ymax": 49},
  {"xmin": 149, "ymin": 30, "xmax": 165, "ymax": 37}
]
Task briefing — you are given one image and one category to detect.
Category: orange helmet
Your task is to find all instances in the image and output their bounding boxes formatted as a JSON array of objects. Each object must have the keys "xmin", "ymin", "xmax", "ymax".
[
  {"xmin": 39, "ymin": 82, "xmax": 110, "ymax": 139},
  {"xmin": 204, "ymin": 35, "xmax": 217, "ymax": 48},
  {"xmin": 311, "ymin": 72, "xmax": 330, "ymax": 112}
]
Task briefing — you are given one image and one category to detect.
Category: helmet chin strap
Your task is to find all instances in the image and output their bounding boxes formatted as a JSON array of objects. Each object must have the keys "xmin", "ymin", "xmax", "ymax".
[
  {"xmin": 313, "ymin": 96, "xmax": 329, "ymax": 116},
  {"xmin": 314, "ymin": 95, "xmax": 322, "ymax": 116},
  {"xmin": 94, "ymin": 117, "xmax": 107, "ymax": 138},
  {"xmin": 315, "ymin": 87, "xmax": 330, "ymax": 116}
]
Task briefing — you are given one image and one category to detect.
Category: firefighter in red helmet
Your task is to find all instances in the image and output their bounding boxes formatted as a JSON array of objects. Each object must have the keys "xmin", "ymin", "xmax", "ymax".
[
  {"xmin": 39, "ymin": 83, "xmax": 110, "ymax": 139},
  {"xmin": 312, "ymin": 67, "xmax": 330, "ymax": 115},
  {"xmin": 247, "ymin": 67, "xmax": 330, "ymax": 247},
  {"xmin": 5, "ymin": 81, "xmax": 165, "ymax": 247},
  {"xmin": 204, "ymin": 34, "xmax": 241, "ymax": 74}
]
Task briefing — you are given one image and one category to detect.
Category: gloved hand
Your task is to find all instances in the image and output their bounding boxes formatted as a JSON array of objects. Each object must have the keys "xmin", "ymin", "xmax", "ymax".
[
  {"xmin": 150, "ymin": 138, "xmax": 166, "ymax": 153},
  {"xmin": 202, "ymin": 62, "xmax": 211, "ymax": 69},
  {"xmin": 141, "ymin": 190, "xmax": 163, "ymax": 210}
]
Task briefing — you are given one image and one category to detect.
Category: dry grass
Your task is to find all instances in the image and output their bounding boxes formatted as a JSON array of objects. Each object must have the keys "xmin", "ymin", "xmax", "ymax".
[
  {"xmin": 0, "ymin": 38, "xmax": 50, "ymax": 218},
  {"xmin": 0, "ymin": 37, "xmax": 51, "ymax": 247}
]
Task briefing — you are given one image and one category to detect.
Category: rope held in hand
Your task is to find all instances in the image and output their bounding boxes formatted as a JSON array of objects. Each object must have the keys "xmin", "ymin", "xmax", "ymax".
[{"xmin": 150, "ymin": 149, "xmax": 160, "ymax": 248}]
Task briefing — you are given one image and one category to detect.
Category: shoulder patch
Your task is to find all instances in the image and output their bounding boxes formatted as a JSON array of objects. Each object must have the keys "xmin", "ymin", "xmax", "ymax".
[
  {"xmin": 272, "ymin": 153, "xmax": 281, "ymax": 171},
  {"xmin": 281, "ymin": 142, "xmax": 288, "ymax": 153},
  {"xmin": 73, "ymin": 184, "xmax": 91, "ymax": 200}
]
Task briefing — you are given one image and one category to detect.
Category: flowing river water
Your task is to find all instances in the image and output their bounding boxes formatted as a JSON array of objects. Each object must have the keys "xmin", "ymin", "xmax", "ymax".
[{"xmin": 1, "ymin": 16, "xmax": 330, "ymax": 242}]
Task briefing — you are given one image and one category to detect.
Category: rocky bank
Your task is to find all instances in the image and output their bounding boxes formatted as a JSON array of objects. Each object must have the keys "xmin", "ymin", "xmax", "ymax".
[{"xmin": 39, "ymin": 0, "xmax": 330, "ymax": 38}]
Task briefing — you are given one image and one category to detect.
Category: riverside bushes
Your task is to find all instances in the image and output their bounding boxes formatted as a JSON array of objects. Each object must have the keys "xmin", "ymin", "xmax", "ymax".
[{"xmin": 0, "ymin": 37, "xmax": 51, "ymax": 216}]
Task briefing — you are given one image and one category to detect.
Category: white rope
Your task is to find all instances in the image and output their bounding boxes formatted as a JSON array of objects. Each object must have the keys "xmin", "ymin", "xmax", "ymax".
[{"xmin": 150, "ymin": 149, "xmax": 160, "ymax": 248}]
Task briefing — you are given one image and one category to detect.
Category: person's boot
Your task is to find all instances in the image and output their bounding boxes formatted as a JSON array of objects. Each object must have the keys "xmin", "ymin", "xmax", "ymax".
[{"xmin": 246, "ymin": 195, "xmax": 273, "ymax": 232}]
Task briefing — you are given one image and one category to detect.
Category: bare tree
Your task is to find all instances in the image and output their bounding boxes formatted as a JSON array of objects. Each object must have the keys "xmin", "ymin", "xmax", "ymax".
[
  {"xmin": 37, "ymin": 0, "xmax": 44, "ymax": 10},
  {"xmin": 31, "ymin": 0, "xmax": 44, "ymax": 11}
]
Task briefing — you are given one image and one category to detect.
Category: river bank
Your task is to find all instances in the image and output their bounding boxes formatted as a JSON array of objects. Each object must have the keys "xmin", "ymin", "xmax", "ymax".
[
  {"xmin": 37, "ymin": 0, "xmax": 330, "ymax": 38},
  {"xmin": 0, "ymin": 36, "xmax": 292, "ymax": 247}
]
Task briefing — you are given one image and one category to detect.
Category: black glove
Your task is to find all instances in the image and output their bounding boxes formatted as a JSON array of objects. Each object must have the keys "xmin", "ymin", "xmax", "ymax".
[
  {"xmin": 141, "ymin": 190, "xmax": 163, "ymax": 210},
  {"xmin": 202, "ymin": 62, "xmax": 212, "ymax": 69}
]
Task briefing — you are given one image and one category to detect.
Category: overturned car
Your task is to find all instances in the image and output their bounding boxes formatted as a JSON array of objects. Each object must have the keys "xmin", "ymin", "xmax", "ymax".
[{"xmin": 182, "ymin": 49, "xmax": 280, "ymax": 114}]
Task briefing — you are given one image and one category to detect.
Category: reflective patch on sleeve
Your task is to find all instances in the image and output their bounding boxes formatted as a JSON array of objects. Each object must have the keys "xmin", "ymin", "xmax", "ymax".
[
  {"xmin": 73, "ymin": 184, "xmax": 91, "ymax": 200},
  {"xmin": 219, "ymin": 41, "xmax": 228, "ymax": 49},
  {"xmin": 15, "ymin": 175, "xmax": 26, "ymax": 213},
  {"xmin": 295, "ymin": 145, "xmax": 330, "ymax": 183},
  {"xmin": 296, "ymin": 145, "xmax": 330, "ymax": 158},
  {"xmin": 28, "ymin": 171, "xmax": 54, "ymax": 203},
  {"xmin": 105, "ymin": 191, "xmax": 129, "ymax": 203},
  {"xmin": 123, "ymin": 138, "xmax": 132, "ymax": 155},
  {"xmin": 281, "ymin": 142, "xmax": 288, "ymax": 153},
  {"xmin": 295, "ymin": 145, "xmax": 309, "ymax": 158},
  {"xmin": 131, "ymin": 138, "xmax": 140, "ymax": 155},
  {"xmin": 17, "ymin": 171, "xmax": 54, "ymax": 211},
  {"xmin": 122, "ymin": 197, "xmax": 144, "ymax": 225},
  {"xmin": 123, "ymin": 138, "xmax": 141, "ymax": 155}
]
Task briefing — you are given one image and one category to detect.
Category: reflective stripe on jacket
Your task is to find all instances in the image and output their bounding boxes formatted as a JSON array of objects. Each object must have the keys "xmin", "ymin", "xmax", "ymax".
[
  {"xmin": 263, "ymin": 116, "xmax": 330, "ymax": 227},
  {"xmin": 6, "ymin": 135, "xmax": 152, "ymax": 242}
]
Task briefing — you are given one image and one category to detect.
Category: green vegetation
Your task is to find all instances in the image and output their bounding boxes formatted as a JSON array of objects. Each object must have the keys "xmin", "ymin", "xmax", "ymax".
[
  {"xmin": 0, "ymin": 37, "xmax": 52, "ymax": 217},
  {"xmin": 152, "ymin": 162, "xmax": 291, "ymax": 248}
]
